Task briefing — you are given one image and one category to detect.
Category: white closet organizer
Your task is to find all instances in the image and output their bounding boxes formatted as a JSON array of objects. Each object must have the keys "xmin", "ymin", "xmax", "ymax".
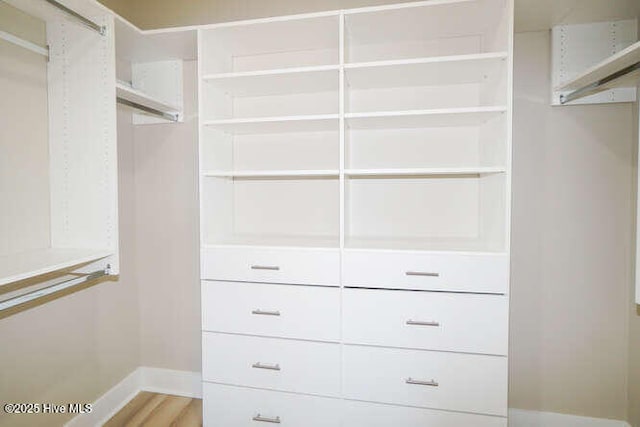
[
  {"xmin": 0, "ymin": 0, "xmax": 118, "ymax": 292},
  {"xmin": 0, "ymin": 0, "xmax": 193, "ymax": 311},
  {"xmin": 200, "ymin": 0, "xmax": 513, "ymax": 425}
]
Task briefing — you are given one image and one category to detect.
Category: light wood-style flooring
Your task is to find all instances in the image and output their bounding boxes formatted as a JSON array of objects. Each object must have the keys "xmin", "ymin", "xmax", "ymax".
[{"xmin": 103, "ymin": 392, "xmax": 202, "ymax": 426}]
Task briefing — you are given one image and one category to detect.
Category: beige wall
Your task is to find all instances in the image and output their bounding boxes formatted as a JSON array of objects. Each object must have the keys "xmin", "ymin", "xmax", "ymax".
[
  {"xmin": 511, "ymin": 30, "xmax": 635, "ymax": 420},
  {"xmin": 132, "ymin": 61, "xmax": 201, "ymax": 372},
  {"xmin": 0, "ymin": 4, "xmax": 140, "ymax": 426},
  {"xmin": 630, "ymin": 103, "xmax": 640, "ymax": 427}
]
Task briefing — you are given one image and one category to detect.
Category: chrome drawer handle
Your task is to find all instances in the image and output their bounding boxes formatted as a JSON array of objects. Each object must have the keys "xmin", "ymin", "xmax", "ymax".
[
  {"xmin": 252, "ymin": 362, "xmax": 281, "ymax": 371},
  {"xmin": 406, "ymin": 377, "xmax": 439, "ymax": 387},
  {"xmin": 406, "ymin": 271, "xmax": 439, "ymax": 277},
  {"xmin": 406, "ymin": 319, "xmax": 440, "ymax": 327},
  {"xmin": 252, "ymin": 309, "xmax": 281, "ymax": 316},
  {"xmin": 251, "ymin": 265, "xmax": 280, "ymax": 271},
  {"xmin": 253, "ymin": 414, "xmax": 281, "ymax": 423}
]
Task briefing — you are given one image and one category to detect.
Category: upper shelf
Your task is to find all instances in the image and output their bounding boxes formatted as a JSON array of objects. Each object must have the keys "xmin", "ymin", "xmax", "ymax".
[
  {"xmin": 346, "ymin": 107, "xmax": 506, "ymax": 129},
  {"xmin": 555, "ymin": 40, "xmax": 640, "ymax": 93},
  {"xmin": 116, "ymin": 81, "xmax": 181, "ymax": 122},
  {"xmin": 0, "ymin": 248, "xmax": 112, "ymax": 287}
]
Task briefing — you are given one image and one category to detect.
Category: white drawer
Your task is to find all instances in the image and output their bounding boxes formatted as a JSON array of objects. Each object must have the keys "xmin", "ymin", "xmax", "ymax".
[
  {"xmin": 342, "ymin": 345, "xmax": 508, "ymax": 416},
  {"xmin": 343, "ymin": 399, "xmax": 507, "ymax": 427},
  {"xmin": 203, "ymin": 383, "xmax": 341, "ymax": 427},
  {"xmin": 203, "ymin": 332, "xmax": 340, "ymax": 397},
  {"xmin": 202, "ymin": 246, "xmax": 340, "ymax": 286},
  {"xmin": 343, "ymin": 288, "xmax": 508, "ymax": 355},
  {"xmin": 202, "ymin": 281, "xmax": 340, "ymax": 342},
  {"xmin": 343, "ymin": 250, "xmax": 508, "ymax": 293}
]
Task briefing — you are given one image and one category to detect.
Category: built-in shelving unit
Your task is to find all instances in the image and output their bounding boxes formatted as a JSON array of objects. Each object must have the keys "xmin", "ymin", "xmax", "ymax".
[
  {"xmin": 199, "ymin": 0, "xmax": 513, "ymax": 424},
  {"xmin": 1, "ymin": 0, "xmax": 119, "ymax": 290}
]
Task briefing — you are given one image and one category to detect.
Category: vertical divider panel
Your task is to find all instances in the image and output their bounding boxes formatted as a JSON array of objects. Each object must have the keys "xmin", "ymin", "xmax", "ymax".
[{"xmin": 338, "ymin": 10, "xmax": 346, "ymax": 405}]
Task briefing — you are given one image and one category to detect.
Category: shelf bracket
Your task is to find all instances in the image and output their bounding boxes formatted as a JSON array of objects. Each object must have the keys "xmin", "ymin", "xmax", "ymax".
[
  {"xmin": 560, "ymin": 61, "xmax": 640, "ymax": 105},
  {"xmin": 117, "ymin": 97, "xmax": 179, "ymax": 123},
  {"xmin": 42, "ymin": 0, "xmax": 106, "ymax": 36},
  {"xmin": 0, "ymin": 267, "xmax": 110, "ymax": 312}
]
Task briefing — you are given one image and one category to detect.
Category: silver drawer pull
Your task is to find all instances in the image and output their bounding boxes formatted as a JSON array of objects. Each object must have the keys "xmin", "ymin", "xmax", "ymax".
[
  {"xmin": 253, "ymin": 414, "xmax": 281, "ymax": 423},
  {"xmin": 406, "ymin": 271, "xmax": 439, "ymax": 277},
  {"xmin": 251, "ymin": 265, "xmax": 280, "ymax": 271},
  {"xmin": 252, "ymin": 362, "xmax": 281, "ymax": 371},
  {"xmin": 252, "ymin": 309, "xmax": 281, "ymax": 316},
  {"xmin": 406, "ymin": 319, "xmax": 440, "ymax": 327},
  {"xmin": 406, "ymin": 377, "xmax": 439, "ymax": 387}
]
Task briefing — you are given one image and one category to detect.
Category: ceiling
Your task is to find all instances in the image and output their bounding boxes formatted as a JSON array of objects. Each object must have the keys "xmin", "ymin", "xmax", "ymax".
[{"xmin": 515, "ymin": 0, "xmax": 640, "ymax": 32}]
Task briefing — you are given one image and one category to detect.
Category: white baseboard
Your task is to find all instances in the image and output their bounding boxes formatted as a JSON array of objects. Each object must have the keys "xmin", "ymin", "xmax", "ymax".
[
  {"xmin": 64, "ymin": 367, "xmax": 201, "ymax": 427},
  {"xmin": 509, "ymin": 409, "xmax": 631, "ymax": 427}
]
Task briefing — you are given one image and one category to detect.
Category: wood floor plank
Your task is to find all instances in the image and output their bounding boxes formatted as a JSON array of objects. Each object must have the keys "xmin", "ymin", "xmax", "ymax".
[
  {"xmin": 140, "ymin": 395, "xmax": 193, "ymax": 427},
  {"xmin": 103, "ymin": 392, "xmax": 202, "ymax": 427},
  {"xmin": 171, "ymin": 399, "xmax": 203, "ymax": 427},
  {"xmin": 123, "ymin": 394, "xmax": 169, "ymax": 426},
  {"xmin": 103, "ymin": 392, "xmax": 156, "ymax": 427}
]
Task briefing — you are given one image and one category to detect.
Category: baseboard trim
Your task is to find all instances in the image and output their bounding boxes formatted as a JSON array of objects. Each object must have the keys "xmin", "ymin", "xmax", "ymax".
[
  {"xmin": 509, "ymin": 409, "xmax": 631, "ymax": 427},
  {"xmin": 64, "ymin": 367, "xmax": 201, "ymax": 427}
]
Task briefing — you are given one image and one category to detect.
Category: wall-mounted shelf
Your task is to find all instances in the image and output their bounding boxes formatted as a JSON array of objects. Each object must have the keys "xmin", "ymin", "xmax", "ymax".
[
  {"xmin": 203, "ymin": 170, "xmax": 340, "ymax": 179},
  {"xmin": 345, "ymin": 167, "xmax": 506, "ymax": 177},
  {"xmin": 116, "ymin": 81, "xmax": 181, "ymax": 122},
  {"xmin": 204, "ymin": 114, "xmax": 340, "ymax": 134},
  {"xmin": 556, "ymin": 40, "xmax": 640, "ymax": 104},
  {"xmin": 0, "ymin": 248, "xmax": 112, "ymax": 287},
  {"xmin": 346, "ymin": 107, "xmax": 506, "ymax": 129},
  {"xmin": 202, "ymin": 65, "xmax": 339, "ymax": 97}
]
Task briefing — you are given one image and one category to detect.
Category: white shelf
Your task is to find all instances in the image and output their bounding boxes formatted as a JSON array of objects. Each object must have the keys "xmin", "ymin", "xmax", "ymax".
[
  {"xmin": 345, "ymin": 52, "xmax": 508, "ymax": 89},
  {"xmin": 0, "ymin": 248, "xmax": 113, "ymax": 287},
  {"xmin": 202, "ymin": 65, "xmax": 339, "ymax": 97},
  {"xmin": 345, "ymin": 236, "xmax": 505, "ymax": 253},
  {"xmin": 346, "ymin": 107, "xmax": 506, "ymax": 129},
  {"xmin": 556, "ymin": 40, "xmax": 640, "ymax": 92},
  {"xmin": 204, "ymin": 235, "xmax": 339, "ymax": 249},
  {"xmin": 203, "ymin": 169, "xmax": 339, "ymax": 179},
  {"xmin": 345, "ymin": 167, "xmax": 506, "ymax": 177},
  {"xmin": 116, "ymin": 81, "xmax": 181, "ymax": 119},
  {"xmin": 203, "ymin": 114, "xmax": 340, "ymax": 134}
]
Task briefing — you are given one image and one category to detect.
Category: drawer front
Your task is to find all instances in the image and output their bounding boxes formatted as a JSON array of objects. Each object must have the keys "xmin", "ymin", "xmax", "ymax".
[
  {"xmin": 202, "ymin": 281, "xmax": 340, "ymax": 342},
  {"xmin": 203, "ymin": 333, "xmax": 340, "ymax": 397},
  {"xmin": 202, "ymin": 246, "xmax": 340, "ymax": 286},
  {"xmin": 343, "ymin": 345, "xmax": 508, "ymax": 416},
  {"xmin": 204, "ymin": 383, "xmax": 342, "ymax": 427},
  {"xmin": 343, "ymin": 288, "xmax": 508, "ymax": 355},
  {"xmin": 343, "ymin": 399, "xmax": 507, "ymax": 427},
  {"xmin": 343, "ymin": 250, "xmax": 508, "ymax": 293}
]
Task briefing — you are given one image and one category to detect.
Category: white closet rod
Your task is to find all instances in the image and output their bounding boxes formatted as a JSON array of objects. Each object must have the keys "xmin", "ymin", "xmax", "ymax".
[
  {"xmin": 116, "ymin": 97, "xmax": 180, "ymax": 122},
  {"xmin": 0, "ymin": 267, "xmax": 110, "ymax": 312},
  {"xmin": 560, "ymin": 61, "xmax": 640, "ymax": 104},
  {"xmin": 0, "ymin": 30, "xmax": 48, "ymax": 57},
  {"xmin": 42, "ymin": 0, "xmax": 106, "ymax": 35}
]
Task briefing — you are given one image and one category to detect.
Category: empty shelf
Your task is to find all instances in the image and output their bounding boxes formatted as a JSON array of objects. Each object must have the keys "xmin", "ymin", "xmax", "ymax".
[
  {"xmin": 0, "ymin": 248, "xmax": 113, "ymax": 287},
  {"xmin": 116, "ymin": 81, "xmax": 181, "ymax": 121},
  {"xmin": 203, "ymin": 169, "xmax": 339, "ymax": 179},
  {"xmin": 346, "ymin": 107, "xmax": 506, "ymax": 129},
  {"xmin": 203, "ymin": 114, "xmax": 340, "ymax": 134},
  {"xmin": 345, "ymin": 167, "xmax": 506, "ymax": 177},
  {"xmin": 204, "ymin": 235, "xmax": 339, "ymax": 249},
  {"xmin": 345, "ymin": 52, "xmax": 508, "ymax": 89},
  {"xmin": 345, "ymin": 236, "xmax": 506, "ymax": 253},
  {"xmin": 556, "ymin": 40, "xmax": 640, "ymax": 93},
  {"xmin": 203, "ymin": 65, "xmax": 340, "ymax": 97}
]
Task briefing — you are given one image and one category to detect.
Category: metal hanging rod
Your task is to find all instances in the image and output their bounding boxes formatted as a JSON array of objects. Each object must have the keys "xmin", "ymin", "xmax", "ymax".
[
  {"xmin": 0, "ymin": 267, "xmax": 110, "ymax": 312},
  {"xmin": 0, "ymin": 29, "xmax": 49, "ymax": 57},
  {"xmin": 117, "ymin": 97, "xmax": 180, "ymax": 122},
  {"xmin": 560, "ymin": 60, "xmax": 640, "ymax": 104},
  {"xmin": 42, "ymin": 0, "xmax": 106, "ymax": 36}
]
